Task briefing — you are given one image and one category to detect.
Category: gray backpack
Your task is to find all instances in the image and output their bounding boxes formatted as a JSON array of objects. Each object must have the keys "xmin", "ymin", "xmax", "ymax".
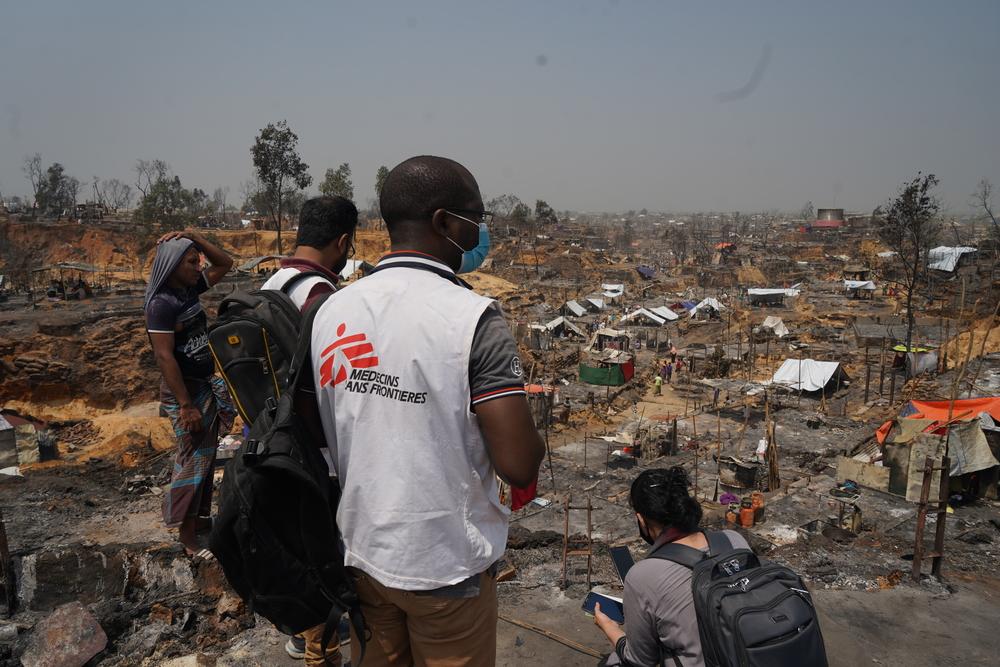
[{"xmin": 649, "ymin": 531, "xmax": 828, "ymax": 667}]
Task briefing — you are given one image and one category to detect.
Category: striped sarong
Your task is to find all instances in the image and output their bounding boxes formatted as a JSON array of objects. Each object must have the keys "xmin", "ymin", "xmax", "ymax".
[{"xmin": 161, "ymin": 375, "xmax": 236, "ymax": 527}]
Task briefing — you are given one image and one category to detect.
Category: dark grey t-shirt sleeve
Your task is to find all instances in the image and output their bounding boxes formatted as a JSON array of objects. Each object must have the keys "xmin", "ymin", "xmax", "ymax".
[
  {"xmin": 469, "ymin": 303, "xmax": 526, "ymax": 406},
  {"xmin": 145, "ymin": 294, "xmax": 178, "ymax": 333}
]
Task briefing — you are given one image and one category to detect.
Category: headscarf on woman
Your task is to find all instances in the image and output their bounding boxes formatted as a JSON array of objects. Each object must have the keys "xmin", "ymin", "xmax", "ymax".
[{"xmin": 143, "ymin": 237, "xmax": 195, "ymax": 310}]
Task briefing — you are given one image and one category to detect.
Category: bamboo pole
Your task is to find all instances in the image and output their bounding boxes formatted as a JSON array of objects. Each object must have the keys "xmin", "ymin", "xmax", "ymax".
[{"xmin": 499, "ymin": 615, "xmax": 603, "ymax": 659}]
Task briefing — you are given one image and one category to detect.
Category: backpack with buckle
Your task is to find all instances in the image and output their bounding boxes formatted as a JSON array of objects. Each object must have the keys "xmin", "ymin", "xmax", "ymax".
[
  {"xmin": 209, "ymin": 293, "xmax": 366, "ymax": 664},
  {"xmin": 208, "ymin": 270, "xmax": 327, "ymax": 426},
  {"xmin": 648, "ymin": 531, "xmax": 827, "ymax": 667}
]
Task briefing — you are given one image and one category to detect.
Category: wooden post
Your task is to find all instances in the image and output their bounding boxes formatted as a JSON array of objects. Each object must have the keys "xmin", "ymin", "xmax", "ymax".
[
  {"xmin": 911, "ymin": 456, "xmax": 935, "ymax": 581},
  {"xmin": 931, "ymin": 455, "xmax": 950, "ymax": 578},
  {"xmin": 693, "ymin": 446, "xmax": 699, "ymax": 499},
  {"xmin": 864, "ymin": 365, "xmax": 871, "ymax": 404},
  {"xmin": 797, "ymin": 352, "xmax": 803, "ymax": 407},
  {"xmin": 671, "ymin": 418, "xmax": 678, "ymax": 455},
  {"xmin": 879, "ymin": 337, "xmax": 887, "ymax": 395},
  {"xmin": 889, "ymin": 369, "xmax": 896, "ymax": 405},
  {"xmin": 766, "ymin": 420, "xmax": 780, "ymax": 492},
  {"xmin": 561, "ymin": 496, "xmax": 570, "ymax": 588},
  {"xmin": 583, "ymin": 432, "xmax": 587, "ymax": 469},
  {"xmin": 943, "ymin": 319, "xmax": 950, "ymax": 370},
  {"xmin": 737, "ymin": 334, "xmax": 742, "ymax": 375},
  {"xmin": 959, "ymin": 277, "xmax": 966, "ymax": 319},
  {"xmin": 544, "ymin": 389, "xmax": 556, "ymax": 492},
  {"xmin": 938, "ymin": 317, "xmax": 944, "ymax": 373},
  {"xmin": 586, "ymin": 497, "xmax": 593, "ymax": 589}
]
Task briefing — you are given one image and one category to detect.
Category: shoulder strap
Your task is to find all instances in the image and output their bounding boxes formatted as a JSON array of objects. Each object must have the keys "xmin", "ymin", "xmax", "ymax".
[
  {"xmin": 286, "ymin": 291, "xmax": 332, "ymax": 393},
  {"xmin": 647, "ymin": 537, "xmax": 707, "ymax": 570},
  {"xmin": 279, "ymin": 269, "xmax": 332, "ymax": 295},
  {"xmin": 705, "ymin": 530, "xmax": 735, "ymax": 557}
]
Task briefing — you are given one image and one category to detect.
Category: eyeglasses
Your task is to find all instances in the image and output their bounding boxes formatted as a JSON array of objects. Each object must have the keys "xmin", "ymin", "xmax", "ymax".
[
  {"xmin": 445, "ymin": 208, "xmax": 494, "ymax": 226},
  {"xmin": 347, "ymin": 238, "xmax": 356, "ymax": 259}
]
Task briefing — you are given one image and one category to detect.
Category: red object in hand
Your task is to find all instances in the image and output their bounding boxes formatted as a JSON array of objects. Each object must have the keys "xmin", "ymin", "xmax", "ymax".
[{"xmin": 510, "ymin": 477, "xmax": 538, "ymax": 511}]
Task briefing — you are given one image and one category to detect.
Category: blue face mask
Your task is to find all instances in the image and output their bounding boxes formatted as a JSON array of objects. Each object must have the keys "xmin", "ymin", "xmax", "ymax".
[
  {"xmin": 459, "ymin": 223, "xmax": 490, "ymax": 273},
  {"xmin": 444, "ymin": 212, "xmax": 491, "ymax": 273}
]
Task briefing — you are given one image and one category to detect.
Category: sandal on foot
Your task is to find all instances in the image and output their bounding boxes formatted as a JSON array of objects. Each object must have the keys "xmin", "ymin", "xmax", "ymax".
[{"xmin": 187, "ymin": 548, "xmax": 215, "ymax": 562}]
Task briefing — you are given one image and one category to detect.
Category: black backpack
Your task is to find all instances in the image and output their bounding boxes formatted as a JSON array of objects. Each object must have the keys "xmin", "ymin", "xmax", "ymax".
[
  {"xmin": 209, "ymin": 294, "xmax": 365, "ymax": 663},
  {"xmin": 208, "ymin": 270, "xmax": 328, "ymax": 425},
  {"xmin": 649, "ymin": 531, "xmax": 828, "ymax": 667}
]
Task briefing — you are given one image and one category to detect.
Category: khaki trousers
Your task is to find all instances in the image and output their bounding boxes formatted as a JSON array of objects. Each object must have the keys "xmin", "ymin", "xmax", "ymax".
[
  {"xmin": 349, "ymin": 568, "xmax": 497, "ymax": 667},
  {"xmin": 300, "ymin": 623, "xmax": 343, "ymax": 667}
]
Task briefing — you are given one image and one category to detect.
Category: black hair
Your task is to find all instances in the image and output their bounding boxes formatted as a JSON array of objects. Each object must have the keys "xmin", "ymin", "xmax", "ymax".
[
  {"xmin": 295, "ymin": 196, "xmax": 358, "ymax": 250},
  {"xmin": 379, "ymin": 156, "xmax": 477, "ymax": 231},
  {"xmin": 630, "ymin": 466, "xmax": 702, "ymax": 532}
]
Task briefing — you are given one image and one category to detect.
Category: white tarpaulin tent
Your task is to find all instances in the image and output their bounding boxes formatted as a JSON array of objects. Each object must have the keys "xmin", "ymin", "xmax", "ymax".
[
  {"xmin": 690, "ymin": 297, "xmax": 724, "ymax": 318},
  {"xmin": 928, "ymin": 246, "xmax": 976, "ymax": 272},
  {"xmin": 649, "ymin": 305, "xmax": 679, "ymax": 321},
  {"xmin": 844, "ymin": 280, "xmax": 876, "ymax": 291},
  {"xmin": 622, "ymin": 308, "xmax": 668, "ymax": 326},
  {"xmin": 770, "ymin": 359, "xmax": 845, "ymax": 392},
  {"xmin": 601, "ymin": 283, "xmax": 625, "ymax": 298},
  {"xmin": 747, "ymin": 288, "xmax": 801, "ymax": 298},
  {"xmin": 544, "ymin": 316, "xmax": 585, "ymax": 337},
  {"xmin": 760, "ymin": 316, "xmax": 789, "ymax": 338},
  {"xmin": 585, "ymin": 297, "xmax": 605, "ymax": 311},
  {"xmin": 564, "ymin": 300, "xmax": 587, "ymax": 317}
]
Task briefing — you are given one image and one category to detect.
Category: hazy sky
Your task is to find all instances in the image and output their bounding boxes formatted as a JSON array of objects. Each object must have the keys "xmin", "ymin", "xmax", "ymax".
[{"xmin": 1, "ymin": 1, "xmax": 998, "ymax": 214}]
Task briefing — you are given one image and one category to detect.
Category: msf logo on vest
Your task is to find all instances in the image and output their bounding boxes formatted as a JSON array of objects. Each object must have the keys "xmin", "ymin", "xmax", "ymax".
[{"xmin": 319, "ymin": 323, "xmax": 380, "ymax": 387}]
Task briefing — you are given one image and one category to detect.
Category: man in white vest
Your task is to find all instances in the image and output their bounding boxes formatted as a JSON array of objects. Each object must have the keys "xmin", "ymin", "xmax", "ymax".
[{"xmin": 311, "ymin": 156, "xmax": 544, "ymax": 666}]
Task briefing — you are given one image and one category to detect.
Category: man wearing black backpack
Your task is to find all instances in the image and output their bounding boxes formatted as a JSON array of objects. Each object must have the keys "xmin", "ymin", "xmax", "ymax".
[
  {"xmin": 261, "ymin": 195, "xmax": 358, "ymax": 311},
  {"xmin": 261, "ymin": 194, "xmax": 358, "ymax": 666},
  {"xmin": 309, "ymin": 156, "xmax": 545, "ymax": 666}
]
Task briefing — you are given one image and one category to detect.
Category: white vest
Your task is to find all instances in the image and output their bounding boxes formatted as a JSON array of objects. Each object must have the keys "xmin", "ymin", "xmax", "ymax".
[
  {"xmin": 311, "ymin": 262, "xmax": 509, "ymax": 590},
  {"xmin": 261, "ymin": 267, "xmax": 331, "ymax": 310}
]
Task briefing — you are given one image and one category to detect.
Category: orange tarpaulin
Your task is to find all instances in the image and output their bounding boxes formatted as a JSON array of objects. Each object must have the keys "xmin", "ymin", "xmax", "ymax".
[{"xmin": 875, "ymin": 397, "xmax": 1000, "ymax": 443}]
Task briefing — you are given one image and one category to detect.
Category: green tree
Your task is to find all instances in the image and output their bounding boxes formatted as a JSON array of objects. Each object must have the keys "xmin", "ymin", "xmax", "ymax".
[
  {"xmin": 535, "ymin": 199, "xmax": 558, "ymax": 225},
  {"xmin": 375, "ymin": 165, "xmax": 390, "ymax": 199},
  {"xmin": 875, "ymin": 172, "xmax": 941, "ymax": 356},
  {"xmin": 135, "ymin": 175, "xmax": 198, "ymax": 229},
  {"xmin": 973, "ymin": 179, "xmax": 998, "ymax": 242},
  {"xmin": 486, "ymin": 193, "xmax": 523, "ymax": 219},
  {"xmin": 22, "ymin": 153, "xmax": 43, "ymax": 207},
  {"xmin": 800, "ymin": 201, "xmax": 815, "ymax": 222},
  {"xmin": 251, "ymin": 120, "xmax": 312, "ymax": 255},
  {"xmin": 510, "ymin": 202, "xmax": 531, "ymax": 223},
  {"xmin": 319, "ymin": 162, "xmax": 354, "ymax": 200},
  {"xmin": 35, "ymin": 162, "xmax": 79, "ymax": 218}
]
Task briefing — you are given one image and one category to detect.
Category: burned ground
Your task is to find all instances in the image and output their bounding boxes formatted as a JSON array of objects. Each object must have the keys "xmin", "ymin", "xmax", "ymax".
[{"xmin": 0, "ymin": 217, "xmax": 998, "ymax": 665}]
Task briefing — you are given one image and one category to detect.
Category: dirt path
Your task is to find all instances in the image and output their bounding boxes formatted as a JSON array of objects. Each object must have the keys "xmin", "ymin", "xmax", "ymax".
[{"xmin": 494, "ymin": 575, "xmax": 1000, "ymax": 665}]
